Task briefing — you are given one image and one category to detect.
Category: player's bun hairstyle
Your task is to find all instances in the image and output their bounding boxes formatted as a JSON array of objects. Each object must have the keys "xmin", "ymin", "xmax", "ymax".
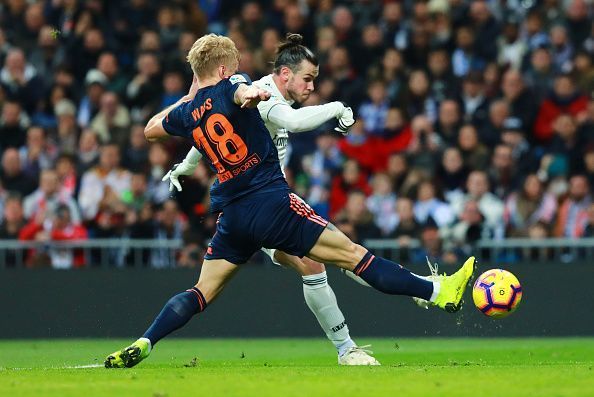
[{"xmin": 273, "ymin": 33, "xmax": 318, "ymax": 74}]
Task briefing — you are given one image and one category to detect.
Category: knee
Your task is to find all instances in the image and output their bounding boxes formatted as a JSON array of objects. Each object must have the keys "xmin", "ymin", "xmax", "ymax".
[
  {"xmin": 348, "ymin": 243, "xmax": 368, "ymax": 265},
  {"xmin": 300, "ymin": 256, "xmax": 326, "ymax": 275}
]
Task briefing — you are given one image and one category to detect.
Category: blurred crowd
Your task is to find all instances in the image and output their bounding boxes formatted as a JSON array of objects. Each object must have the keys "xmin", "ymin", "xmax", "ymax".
[{"xmin": 1, "ymin": 0, "xmax": 594, "ymax": 268}]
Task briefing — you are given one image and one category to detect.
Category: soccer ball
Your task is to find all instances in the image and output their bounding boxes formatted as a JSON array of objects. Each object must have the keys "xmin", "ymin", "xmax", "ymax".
[{"xmin": 472, "ymin": 269, "xmax": 522, "ymax": 318}]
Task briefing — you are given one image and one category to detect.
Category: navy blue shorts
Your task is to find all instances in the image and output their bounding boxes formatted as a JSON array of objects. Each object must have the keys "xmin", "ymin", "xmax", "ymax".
[{"xmin": 204, "ymin": 183, "xmax": 328, "ymax": 264}]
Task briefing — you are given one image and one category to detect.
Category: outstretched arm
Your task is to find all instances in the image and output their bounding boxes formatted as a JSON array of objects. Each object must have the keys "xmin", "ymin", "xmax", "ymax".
[{"xmin": 267, "ymin": 102, "xmax": 353, "ymax": 133}]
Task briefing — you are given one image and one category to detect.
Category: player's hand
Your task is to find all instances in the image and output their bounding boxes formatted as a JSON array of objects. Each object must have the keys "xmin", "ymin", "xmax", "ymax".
[
  {"xmin": 162, "ymin": 161, "xmax": 198, "ymax": 192},
  {"xmin": 240, "ymin": 86, "xmax": 271, "ymax": 108},
  {"xmin": 335, "ymin": 106, "xmax": 355, "ymax": 135}
]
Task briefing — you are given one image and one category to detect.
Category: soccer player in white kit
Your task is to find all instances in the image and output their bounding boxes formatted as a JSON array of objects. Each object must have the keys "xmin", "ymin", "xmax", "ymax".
[{"xmin": 162, "ymin": 34, "xmax": 378, "ymax": 365}]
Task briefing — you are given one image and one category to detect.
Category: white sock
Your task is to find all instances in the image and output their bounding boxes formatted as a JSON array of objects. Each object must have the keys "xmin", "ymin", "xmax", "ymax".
[
  {"xmin": 430, "ymin": 281, "xmax": 440, "ymax": 302},
  {"xmin": 302, "ymin": 272, "xmax": 355, "ymax": 356},
  {"xmin": 138, "ymin": 337, "xmax": 152, "ymax": 353},
  {"xmin": 413, "ymin": 273, "xmax": 440, "ymax": 302}
]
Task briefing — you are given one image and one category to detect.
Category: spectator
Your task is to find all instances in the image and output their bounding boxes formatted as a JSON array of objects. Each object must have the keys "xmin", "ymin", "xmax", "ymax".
[
  {"xmin": 478, "ymin": 99, "xmax": 508, "ymax": 147},
  {"xmin": 459, "ymin": 72, "xmax": 489, "ymax": 127},
  {"xmin": 335, "ymin": 190, "xmax": 382, "ymax": 243},
  {"xmin": 554, "ymin": 175, "xmax": 591, "ymax": 238},
  {"xmin": 399, "ymin": 69, "xmax": 437, "ymax": 122},
  {"xmin": 549, "ymin": 24, "xmax": 574, "ymax": 72},
  {"xmin": 96, "ymin": 51, "xmax": 128, "ymax": 97},
  {"xmin": 54, "ymin": 154, "xmax": 78, "ymax": 198},
  {"xmin": 500, "ymin": 69, "xmax": 537, "ymax": 133},
  {"xmin": 19, "ymin": 204, "xmax": 88, "ymax": 269},
  {"xmin": 452, "ymin": 25, "xmax": 482, "ymax": 77},
  {"xmin": 126, "ymin": 52, "xmax": 162, "ymax": 123},
  {"xmin": 0, "ymin": 48, "xmax": 44, "ymax": 114},
  {"xmin": 489, "ymin": 144, "xmax": 520, "ymax": 199},
  {"xmin": 414, "ymin": 180, "xmax": 454, "ymax": 228},
  {"xmin": 150, "ymin": 200, "xmax": 187, "ymax": 268},
  {"xmin": 388, "ymin": 197, "xmax": 420, "ymax": 241},
  {"xmin": 122, "ymin": 172, "xmax": 150, "ymax": 212},
  {"xmin": 411, "ymin": 218, "xmax": 459, "ymax": 266},
  {"xmin": 147, "ymin": 142, "xmax": 172, "ymax": 205},
  {"xmin": 253, "ymin": 28, "xmax": 280, "ymax": 77},
  {"xmin": 366, "ymin": 173, "xmax": 398, "ymax": 236},
  {"xmin": 303, "ymin": 131, "xmax": 342, "ymax": 217},
  {"xmin": 442, "ymin": 199, "xmax": 489, "ymax": 250},
  {"xmin": 160, "ymin": 70, "xmax": 185, "ymax": 109},
  {"xmin": 469, "ymin": 0, "xmax": 499, "ymax": 63},
  {"xmin": 534, "ymin": 74, "xmax": 588, "ymax": 144},
  {"xmin": 329, "ymin": 159, "xmax": 371, "ymax": 219},
  {"xmin": 504, "ymin": 174, "xmax": 558, "ymax": 237},
  {"xmin": 523, "ymin": 47, "xmax": 556, "ymax": 104},
  {"xmin": 582, "ymin": 202, "xmax": 594, "ymax": 237},
  {"xmin": 54, "ymin": 99, "xmax": 78, "ymax": 154},
  {"xmin": 457, "ymin": 123, "xmax": 490, "ymax": 171},
  {"xmin": 372, "ymin": 48, "xmax": 405, "ymax": 103},
  {"xmin": 77, "ymin": 69, "xmax": 107, "ymax": 129},
  {"xmin": 122, "ymin": 124, "xmax": 150, "ymax": 173},
  {"xmin": 497, "ymin": 16, "xmax": 526, "ymax": 70},
  {"xmin": 436, "ymin": 147, "xmax": 468, "ymax": 200},
  {"xmin": 76, "ymin": 129, "xmax": 100, "ymax": 175},
  {"xmin": 427, "ymin": 48, "xmax": 457, "ymax": 104},
  {"xmin": 29, "ymin": 25, "xmax": 64, "ymax": 91},
  {"xmin": 0, "ymin": 147, "xmax": 36, "ymax": 197},
  {"xmin": 0, "ymin": 193, "xmax": 25, "ymax": 239},
  {"xmin": 358, "ymin": 80, "xmax": 389, "ymax": 136},
  {"xmin": 450, "ymin": 170, "xmax": 504, "ymax": 235},
  {"xmin": 407, "ymin": 115, "xmax": 443, "ymax": 173},
  {"xmin": 0, "ymin": 100, "xmax": 28, "ymax": 151},
  {"xmin": 23, "ymin": 168, "xmax": 80, "ymax": 224},
  {"xmin": 435, "ymin": 99, "xmax": 461, "ymax": 146},
  {"xmin": 18, "ymin": 126, "xmax": 56, "ymax": 179},
  {"xmin": 522, "ymin": 10, "xmax": 549, "ymax": 51},
  {"xmin": 547, "ymin": 114, "xmax": 585, "ymax": 175},
  {"xmin": 78, "ymin": 143, "xmax": 131, "ymax": 222},
  {"xmin": 90, "ymin": 91, "xmax": 131, "ymax": 145}
]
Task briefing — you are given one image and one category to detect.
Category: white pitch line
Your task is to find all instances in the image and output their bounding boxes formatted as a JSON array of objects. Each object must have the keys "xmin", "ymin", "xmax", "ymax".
[
  {"xmin": 62, "ymin": 364, "xmax": 103, "ymax": 369},
  {"xmin": 7, "ymin": 364, "xmax": 103, "ymax": 370}
]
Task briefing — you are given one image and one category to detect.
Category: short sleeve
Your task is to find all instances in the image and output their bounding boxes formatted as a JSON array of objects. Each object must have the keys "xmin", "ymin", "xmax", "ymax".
[
  {"xmin": 222, "ymin": 73, "xmax": 252, "ymax": 105},
  {"xmin": 162, "ymin": 100, "xmax": 193, "ymax": 138}
]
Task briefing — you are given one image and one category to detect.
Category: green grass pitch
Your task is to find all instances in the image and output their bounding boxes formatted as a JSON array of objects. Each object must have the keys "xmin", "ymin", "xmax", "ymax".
[{"xmin": 1, "ymin": 338, "xmax": 593, "ymax": 397}]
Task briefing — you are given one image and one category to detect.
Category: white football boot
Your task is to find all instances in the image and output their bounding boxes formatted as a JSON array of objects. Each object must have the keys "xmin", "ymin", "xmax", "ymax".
[{"xmin": 338, "ymin": 345, "xmax": 381, "ymax": 366}]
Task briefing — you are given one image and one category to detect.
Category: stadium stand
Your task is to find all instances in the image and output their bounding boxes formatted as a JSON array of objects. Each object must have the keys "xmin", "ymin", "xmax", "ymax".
[{"xmin": 1, "ymin": 0, "xmax": 593, "ymax": 268}]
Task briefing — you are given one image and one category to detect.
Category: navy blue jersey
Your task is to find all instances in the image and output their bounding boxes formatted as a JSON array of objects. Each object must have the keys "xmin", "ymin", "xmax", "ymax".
[{"xmin": 162, "ymin": 74, "xmax": 285, "ymax": 212}]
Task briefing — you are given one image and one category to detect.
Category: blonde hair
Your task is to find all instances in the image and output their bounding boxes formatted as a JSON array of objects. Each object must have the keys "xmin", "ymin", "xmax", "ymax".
[{"xmin": 187, "ymin": 34, "xmax": 240, "ymax": 78}]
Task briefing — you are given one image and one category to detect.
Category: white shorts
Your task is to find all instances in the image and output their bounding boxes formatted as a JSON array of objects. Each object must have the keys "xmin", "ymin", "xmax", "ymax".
[{"xmin": 261, "ymin": 247, "xmax": 283, "ymax": 266}]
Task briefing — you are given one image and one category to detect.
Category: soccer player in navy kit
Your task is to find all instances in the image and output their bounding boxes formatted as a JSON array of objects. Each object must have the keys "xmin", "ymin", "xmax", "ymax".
[{"xmin": 105, "ymin": 34, "xmax": 476, "ymax": 368}]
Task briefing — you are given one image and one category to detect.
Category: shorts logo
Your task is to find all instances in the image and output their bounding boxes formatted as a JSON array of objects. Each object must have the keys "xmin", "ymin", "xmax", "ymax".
[{"xmin": 207, "ymin": 246, "xmax": 213, "ymax": 255}]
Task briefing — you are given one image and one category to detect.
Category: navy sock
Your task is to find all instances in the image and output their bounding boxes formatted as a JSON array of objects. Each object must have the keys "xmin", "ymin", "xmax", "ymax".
[
  {"xmin": 143, "ymin": 287, "xmax": 207, "ymax": 346},
  {"xmin": 354, "ymin": 252, "xmax": 433, "ymax": 300}
]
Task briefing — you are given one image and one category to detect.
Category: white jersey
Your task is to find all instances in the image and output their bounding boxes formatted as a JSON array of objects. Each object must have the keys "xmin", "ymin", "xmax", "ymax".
[{"xmin": 255, "ymin": 74, "xmax": 293, "ymax": 170}]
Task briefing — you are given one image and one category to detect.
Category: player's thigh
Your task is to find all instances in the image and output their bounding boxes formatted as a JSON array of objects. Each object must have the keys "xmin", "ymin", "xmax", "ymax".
[
  {"xmin": 307, "ymin": 225, "xmax": 367, "ymax": 271},
  {"xmin": 195, "ymin": 259, "xmax": 239, "ymax": 303},
  {"xmin": 273, "ymin": 250, "xmax": 325, "ymax": 276}
]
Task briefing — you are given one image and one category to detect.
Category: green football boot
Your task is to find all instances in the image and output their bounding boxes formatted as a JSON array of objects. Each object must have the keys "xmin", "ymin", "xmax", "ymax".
[
  {"xmin": 432, "ymin": 256, "xmax": 476, "ymax": 313},
  {"xmin": 104, "ymin": 339, "xmax": 151, "ymax": 368}
]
